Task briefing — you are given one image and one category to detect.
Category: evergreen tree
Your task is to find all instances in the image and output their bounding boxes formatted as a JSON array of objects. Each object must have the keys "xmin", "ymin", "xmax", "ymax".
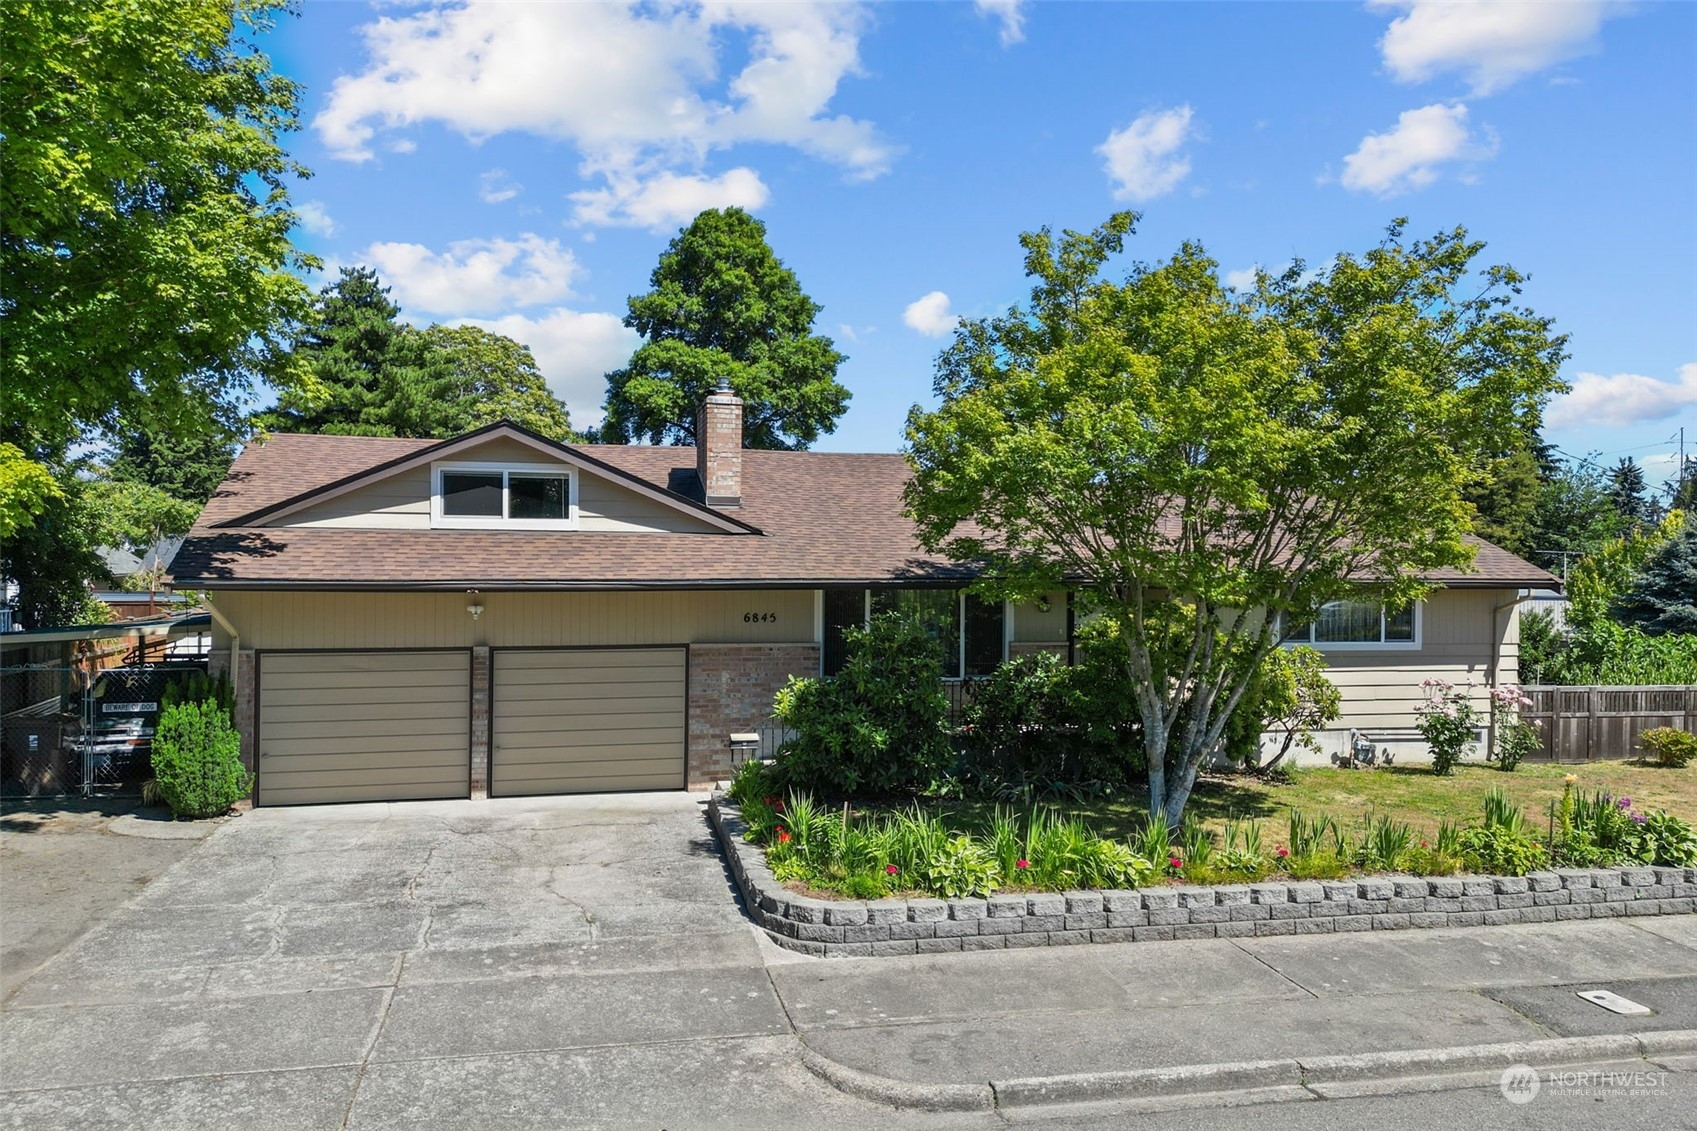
[
  {"xmin": 1460, "ymin": 447, "xmax": 1542, "ymax": 555},
  {"xmin": 1613, "ymin": 520, "xmax": 1697, "ymax": 635},
  {"xmin": 602, "ymin": 208, "xmax": 850, "ymax": 449},
  {"xmin": 1525, "ymin": 458, "xmax": 1627, "ymax": 574},
  {"xmin": 1609, "ymin": 457, "xmax": 1658, "ymax": 528},
  {"xmin": 105, "ymin": 409, "xmax": 242, "ymax": 505}
]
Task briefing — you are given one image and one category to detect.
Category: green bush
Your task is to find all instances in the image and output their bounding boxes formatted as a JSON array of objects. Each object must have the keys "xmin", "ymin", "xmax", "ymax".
[
  {"xmin": 1629, "ymin": 811, "xmax": 1697, "ymax": 867},
  {"xmin": 162, "ymin": 669, "xmax": 234, "ymax": 713},
  {"xmin": 957, "ymin": 634, "xmax": 1140, "ymax": 792},
  {"xmin": 770, "ymin": 613, "xmax": 952, "ymax": 797},
  {"xmin": 1414, "ymin": 679, "xmax": 1480, "ymax": 775},
  {"xmin": 1641, "ymin": 727, "xmax": 1697, "ymax": 768},
  {"xmin": 150, "ymin": 700, "xmax": 251, "ymax": 819}
]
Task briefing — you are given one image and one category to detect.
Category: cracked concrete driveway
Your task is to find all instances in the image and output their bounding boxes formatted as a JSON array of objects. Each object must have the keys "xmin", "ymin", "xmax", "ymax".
[{"xmin": 0, "ymin": 794, "xmax": 944, "ymax": 1131}]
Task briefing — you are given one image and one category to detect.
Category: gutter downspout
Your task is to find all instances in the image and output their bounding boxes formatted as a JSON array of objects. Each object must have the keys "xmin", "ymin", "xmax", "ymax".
[
  {"xmin": 1487, "ymin": 591, "xmax": 1541, "ymax": 756},
  {"xmin": 200, "ymin": 594, "xmax": 241, "ymax": 704}
]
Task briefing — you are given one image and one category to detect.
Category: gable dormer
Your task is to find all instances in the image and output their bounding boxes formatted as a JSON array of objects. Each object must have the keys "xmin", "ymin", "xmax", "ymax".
[{"xmin": 221, "ymin": 424, "xmax": 759, "ymax": 537}]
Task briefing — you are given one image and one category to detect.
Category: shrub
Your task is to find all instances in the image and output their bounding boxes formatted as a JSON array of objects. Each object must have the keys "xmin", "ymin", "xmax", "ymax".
[
  {"xmin": 1246, "ymin": 647, "xmax": 1341, "ymax": 772},
  {"xmin": 161, "ymin": 669, "xmax": 234, "ymax": 713},
  {"xmin": 770, "ymin": 613, "xmax": 952, "ymax": 797},
  {"xmin": 149, "ymin": 700, "xmax": 251, "ymax": 819},
  {"xmin": 1414, "ymin": 678, "xmax": 1480, "ymax": 775},
  {"xmin": 1488, "ymin": 685, "xmax": 1538, "ymax": 772},
  {"xmin": 1641, "ymin": 727, "xmax": 1697, "ymax": 768}
]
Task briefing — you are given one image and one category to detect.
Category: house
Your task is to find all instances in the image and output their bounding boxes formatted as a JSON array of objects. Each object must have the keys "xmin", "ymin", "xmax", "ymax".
[{"xmin": 169, "ymin": 384, "xmax": 1557, "ymax": 806}]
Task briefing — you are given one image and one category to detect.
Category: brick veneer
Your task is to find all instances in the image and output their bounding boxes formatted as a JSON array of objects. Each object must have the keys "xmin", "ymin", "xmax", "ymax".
[
  {"xmin": 710, "ymin": 797, "xmax": 1697, "ymax": 957},
  {"xmin": 687, "ymin": 644, "xmax": 819, "ymax": 789},
  {"xmin": 210, "ymin": 648, "xmax": 257, "ymax": 770},
  {"xmin": 470, "ymin": 645, "xmax": 490, "ymax": 797}
]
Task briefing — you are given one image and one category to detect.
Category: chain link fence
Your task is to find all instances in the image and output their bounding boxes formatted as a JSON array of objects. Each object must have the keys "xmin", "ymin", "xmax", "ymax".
[{"xmin": 2, "ymin": 661, "xmax": 207, "ymax": 799}]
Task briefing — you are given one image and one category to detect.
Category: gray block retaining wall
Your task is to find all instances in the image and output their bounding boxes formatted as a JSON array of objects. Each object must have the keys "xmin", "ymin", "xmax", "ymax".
[{"xmin": 708, "ymin": 797, "xmax": 1697, "ymax": 958}]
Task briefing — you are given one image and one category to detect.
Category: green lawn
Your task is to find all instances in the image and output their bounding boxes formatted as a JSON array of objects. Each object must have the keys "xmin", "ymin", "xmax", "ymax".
[{"xmin": 923, "ymin": 761, "xmax": 1696, "ymax": 843}]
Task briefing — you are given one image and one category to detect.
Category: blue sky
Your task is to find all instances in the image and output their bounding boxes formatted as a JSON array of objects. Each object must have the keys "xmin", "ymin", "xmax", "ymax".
[{"xmin": 264, "ymin": 1, "xmax": 1696, "ymax": 498}]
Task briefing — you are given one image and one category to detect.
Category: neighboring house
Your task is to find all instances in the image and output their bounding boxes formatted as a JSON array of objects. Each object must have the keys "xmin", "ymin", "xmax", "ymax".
[
  {"xmin": 170, "ymin": 385, "xmax": 1557, "ymax": 806},
  {"xmin": 96, "ymin": 537, "xmax": 189, "ymax": 622}
]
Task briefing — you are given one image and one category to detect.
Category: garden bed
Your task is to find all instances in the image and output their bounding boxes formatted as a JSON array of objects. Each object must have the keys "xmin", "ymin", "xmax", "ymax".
[{"xmin": 710, "ymin": 796, "xmax": 1697, "ymax": 958}]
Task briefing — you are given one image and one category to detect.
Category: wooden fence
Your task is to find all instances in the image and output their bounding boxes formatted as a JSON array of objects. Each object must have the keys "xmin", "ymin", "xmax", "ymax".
[{"xmin": 1521, "ymin": 685, "xmax": 1697, "ymax": 762}]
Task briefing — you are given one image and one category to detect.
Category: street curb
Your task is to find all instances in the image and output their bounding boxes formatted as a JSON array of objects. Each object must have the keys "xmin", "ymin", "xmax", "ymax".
[
  {"xmin": 799, "ymin": 1049, "xmax": 996, "ymax": 1112},
  {"xmin": 800, "ymin": 1029, "xmax": 1697, "ymax": 1111}
]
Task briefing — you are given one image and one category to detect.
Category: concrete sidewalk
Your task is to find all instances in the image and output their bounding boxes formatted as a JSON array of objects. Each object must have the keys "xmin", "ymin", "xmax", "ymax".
[{"xmin": 770, "ymin": 917, "xmax": 1697, "ymax": 1098}]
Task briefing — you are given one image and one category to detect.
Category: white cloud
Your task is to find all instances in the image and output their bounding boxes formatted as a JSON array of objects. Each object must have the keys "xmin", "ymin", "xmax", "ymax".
[
  {"xmin": 903, "ymin": 291, "xmax": 956, "ymax": 338},
  {"xmin": 1372, "ymin": 0, "xmax": 1622, "ymax": 95},
  {"xmin": 1224, "ymin": 266, "xmax": 1259, "ymax": 291},
  {"xmin": 1097, "ymin": 106, "xmax": 1196, "ymax": 202},
  {"xmin": 478, "ymin": 168, "xmax": 521, "ymax": 204},
  {"xmin": 1339, "ymin": 102, "xmax": 1495, "ymax": 197},
  {"xmin": 295, "ymin": 200, "xmax": 336, "ymax": 237},
  {"xmin": 569, "ymin": 166, "xmax": 769, "ymax": 230},
  {"xmin": 1546, "ymin": 363, "xmax": 1697, "ymax": 429},
  {"xmin": 974, "ymin": 0, "xmax": 1026, "ymax": 46},
  {"xmin": 358, "ymin": 234, "xmax": 582, "ymax": 317},
  {"xmin": 314, "ymin": 2, "xmax": 893, "ymax": 220},
  {"xmin": 455, "ymin": 309, "xmax": 641, "ymax": 428}
]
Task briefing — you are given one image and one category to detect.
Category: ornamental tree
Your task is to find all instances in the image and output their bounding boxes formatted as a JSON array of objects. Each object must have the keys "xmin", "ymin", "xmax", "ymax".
[
  {"xmin": 601, "ymin": 208, "xmax": 850, "ymax": 449},
  {"xmin": 904, "ymin": 214, "xmax": 1566, "ymax": 822}
]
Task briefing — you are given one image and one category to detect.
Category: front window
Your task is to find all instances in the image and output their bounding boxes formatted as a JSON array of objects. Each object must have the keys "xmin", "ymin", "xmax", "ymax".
[
  {"xmin": 1284, "ymin": 600, "xmax": 1419, "ymax": 648},
  {"xmin": 823, "ymin": 588, "xmax": 1008, "ymax": 677},
  {"xmin": 433, "ymin": 463, "xmax": 576, "ymax": 528}
]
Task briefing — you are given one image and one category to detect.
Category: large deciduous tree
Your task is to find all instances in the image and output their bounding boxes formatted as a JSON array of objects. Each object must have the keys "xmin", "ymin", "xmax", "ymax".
[
  {"xmin": 263, "ymin": 270, "xmax": 576, "ymax": 441},
  {"xmin": 601, "ymin": 208, "xmax": 849, "ymax": 449},
  {"xmin": 1, "ymin": 0, "xmax": 316, "ymax": 459},
  {"xmin": 904, "ymin": 214, "xmax": 1566, "ymax": 823}
]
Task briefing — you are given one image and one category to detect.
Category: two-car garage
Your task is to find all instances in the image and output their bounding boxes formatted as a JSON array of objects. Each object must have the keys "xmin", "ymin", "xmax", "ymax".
[{"xmin": 255, "ymin": 647, "xmax": 687, "ymax": 806}]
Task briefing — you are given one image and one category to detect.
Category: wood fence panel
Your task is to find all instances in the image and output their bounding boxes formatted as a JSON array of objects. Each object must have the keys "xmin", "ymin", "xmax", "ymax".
[{"xmin": 1522, "ymin": 685, "xmax": 1697, "ymax": 762}]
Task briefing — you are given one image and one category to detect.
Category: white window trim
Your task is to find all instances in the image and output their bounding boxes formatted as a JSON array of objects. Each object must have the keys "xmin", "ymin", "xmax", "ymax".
[
  {"xmin": 430, "ymin": 461, "xmax": 579, "ymax": 530},
  {"xmin": 1282, "ymin": 600, "xmax": 1424, "ymax": 652}
]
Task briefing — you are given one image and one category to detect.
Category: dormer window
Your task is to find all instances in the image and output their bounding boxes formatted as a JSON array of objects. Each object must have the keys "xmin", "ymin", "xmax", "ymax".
[{"xmin": 431, "ymin": 462, "xmax": 578, "ymax": 529}]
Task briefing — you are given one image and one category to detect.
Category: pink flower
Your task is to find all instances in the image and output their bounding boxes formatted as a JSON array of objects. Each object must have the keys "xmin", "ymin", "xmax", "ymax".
[
  {"xmin": 1618, "ymin": 797, "xmax": 1633, "ymax": 810},
  {"xmin": 885, "ymin": 864, "xmax": 899, "ymax": 875},
  {"xmin": 1169, "ymin": 857, "xmax": 1183, "ymax": 869},
  {"xmin": 1275, "ymin": 846, "xmax": 1289, "ymax": 859},
  {"xmin": 1016, "ymin": 858, "xmax": 1030, "ymax": 870}
]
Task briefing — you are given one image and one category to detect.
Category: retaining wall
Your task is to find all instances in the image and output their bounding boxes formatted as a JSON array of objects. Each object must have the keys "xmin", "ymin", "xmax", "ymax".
[{"xmin": 709, "ymin": 797, "xmax": 1697, "ymax": 958}]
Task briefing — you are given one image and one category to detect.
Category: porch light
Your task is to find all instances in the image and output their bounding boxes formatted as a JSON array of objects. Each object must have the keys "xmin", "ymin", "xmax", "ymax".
[{"xmin": 466, "ymin": 590, "xmax": 484, "ymax": 621}]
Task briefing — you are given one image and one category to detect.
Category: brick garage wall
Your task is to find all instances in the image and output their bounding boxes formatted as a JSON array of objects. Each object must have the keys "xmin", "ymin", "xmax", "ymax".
[
  {"xmin": 687, "ymin": 644, "xmax": 818, "ymax": 788},
  {"xmin": 209, "ymin": 648, "xmax": 256, "ymax": 770},
  {"xmin": 470, "ymin": 645, "xmax": 490, "ymax": 797}
]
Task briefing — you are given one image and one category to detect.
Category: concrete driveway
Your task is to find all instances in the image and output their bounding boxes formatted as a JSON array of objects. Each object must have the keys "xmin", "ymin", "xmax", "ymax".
[
  {"xmin": 7, "ymin": 795, "xmax": 1697, "ymax": 1130},
  {"xmin": 0, "ymin": 794, "xmax": 930, "ymax": 1131}
]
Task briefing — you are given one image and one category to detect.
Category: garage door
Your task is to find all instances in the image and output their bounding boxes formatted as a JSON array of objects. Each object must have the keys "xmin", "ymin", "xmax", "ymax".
[
  {"xmin": 258, "ymin": 651, "xmax": 470, "ymax": 806},
  {"xmin": 492, "ymin": 648, "xmax": 686, "ymax": 796}
]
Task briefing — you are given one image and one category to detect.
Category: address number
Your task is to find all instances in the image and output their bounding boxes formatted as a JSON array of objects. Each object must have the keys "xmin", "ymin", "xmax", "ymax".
[{"xmin": 743, "ymin": 612, "xmax": 778, "ymax": 623}]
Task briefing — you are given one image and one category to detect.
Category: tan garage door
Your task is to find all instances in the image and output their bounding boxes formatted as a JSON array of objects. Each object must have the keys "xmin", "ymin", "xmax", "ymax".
[
  {"xmin": 492, "ymin": 648, "xmax": 686, "ymax": 796},
  {"xmin": 258, "ymin": 651, "xmax": 470, "ymax": 806}
]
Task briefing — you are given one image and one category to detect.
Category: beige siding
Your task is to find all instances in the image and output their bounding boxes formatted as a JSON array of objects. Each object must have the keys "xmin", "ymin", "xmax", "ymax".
[
  {"xmin": 577, "ymin": 472, "xmax": 720, "ymax": 533},
  {"xmin": 491, "ymin": 648, "xmax": 686, "ymax": 795},
  {"xmin": 257, "ymin": 650, "xmax": 470, "ymax": 806},
  {"xmin": 216, "ymin": 589, "xmax": 818, "ymax": 651},
  {"xmin": 1012, "ymin": 590, "xmax": 1069, "ymax": 644},
  {"xmin": 275, "ymin": 436, "xmax": 719, "ymax": 533},
  {"xmin": 1315, "ymin": 588, "xmax": 1518, "ymax": 732},
  {"xmin": 282, "ymin": 467, "xmax": 432, "ymax": 528}
]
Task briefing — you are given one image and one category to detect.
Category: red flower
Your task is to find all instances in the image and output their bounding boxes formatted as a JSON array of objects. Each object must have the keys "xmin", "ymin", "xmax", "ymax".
[
  {"xmin": 1276, "ymin": 847, "xmax": 1289, "ymax": 858},
  {"xmin": 1169, "ymin": 857, "xmax": 1183, "ymax": 869},
  {"xmin": 885, "ymin": 864, "xmax": 899, "ymax": 875},
  {"xmin": 1420, "ymin": 840, "xmax": 1429, "ymax": 849},
  {"xmin": 1016, "ymin": 858, "xmax": 1030, "ymax": 870},
  {"xmin": 776, "ymin": 828, "xmax": 791, "ymax": 844}
]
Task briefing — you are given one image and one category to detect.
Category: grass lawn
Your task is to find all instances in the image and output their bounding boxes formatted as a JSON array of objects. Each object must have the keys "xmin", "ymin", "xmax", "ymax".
[{"xmin": 925, "ymin": 760, "xmax": 1697, "ymax": 843}]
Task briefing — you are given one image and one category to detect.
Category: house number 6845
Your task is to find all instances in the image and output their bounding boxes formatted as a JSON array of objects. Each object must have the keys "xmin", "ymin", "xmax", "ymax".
[{"xmin": 743, "ymin": 612, "xmax": 777, "ymax": 623}]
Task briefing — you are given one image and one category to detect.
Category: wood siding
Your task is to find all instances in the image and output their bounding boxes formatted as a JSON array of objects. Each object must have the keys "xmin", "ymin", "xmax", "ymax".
[
  {"xmin": 1317, "ymin": 589, "xmax": 1519, "ymax": 732},
  {"xmin": 275, "ymin": 436, "xmax": 720, "ymax": 533},
  {"xmin": 1012, "ymin": 591, "xmax": 1069, "ymax": 644},
  {"xmin": 211, "ymin": 589, "xmax": 819, "ymax": 651}
]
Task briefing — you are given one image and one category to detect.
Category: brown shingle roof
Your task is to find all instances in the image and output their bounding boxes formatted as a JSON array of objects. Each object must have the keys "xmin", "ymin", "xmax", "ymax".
[{"xmin": 170, "ymin": 431, "xmax": 1559, "ymax": 590}]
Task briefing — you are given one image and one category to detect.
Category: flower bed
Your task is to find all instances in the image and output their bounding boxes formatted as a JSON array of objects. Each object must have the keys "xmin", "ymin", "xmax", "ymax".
[
  {"xmin": 726, "ymin": 761, "xmax": 1697, "ymax": 904},
  {"xmin": 710, "ymin": 796, "xmax": 1697, "ymax": 958}
]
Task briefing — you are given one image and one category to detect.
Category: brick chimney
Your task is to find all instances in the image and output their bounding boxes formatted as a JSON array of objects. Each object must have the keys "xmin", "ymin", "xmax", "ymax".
[{"xmin": 697, "ymin": 377, "xmax": 743, "ymax": 508}]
